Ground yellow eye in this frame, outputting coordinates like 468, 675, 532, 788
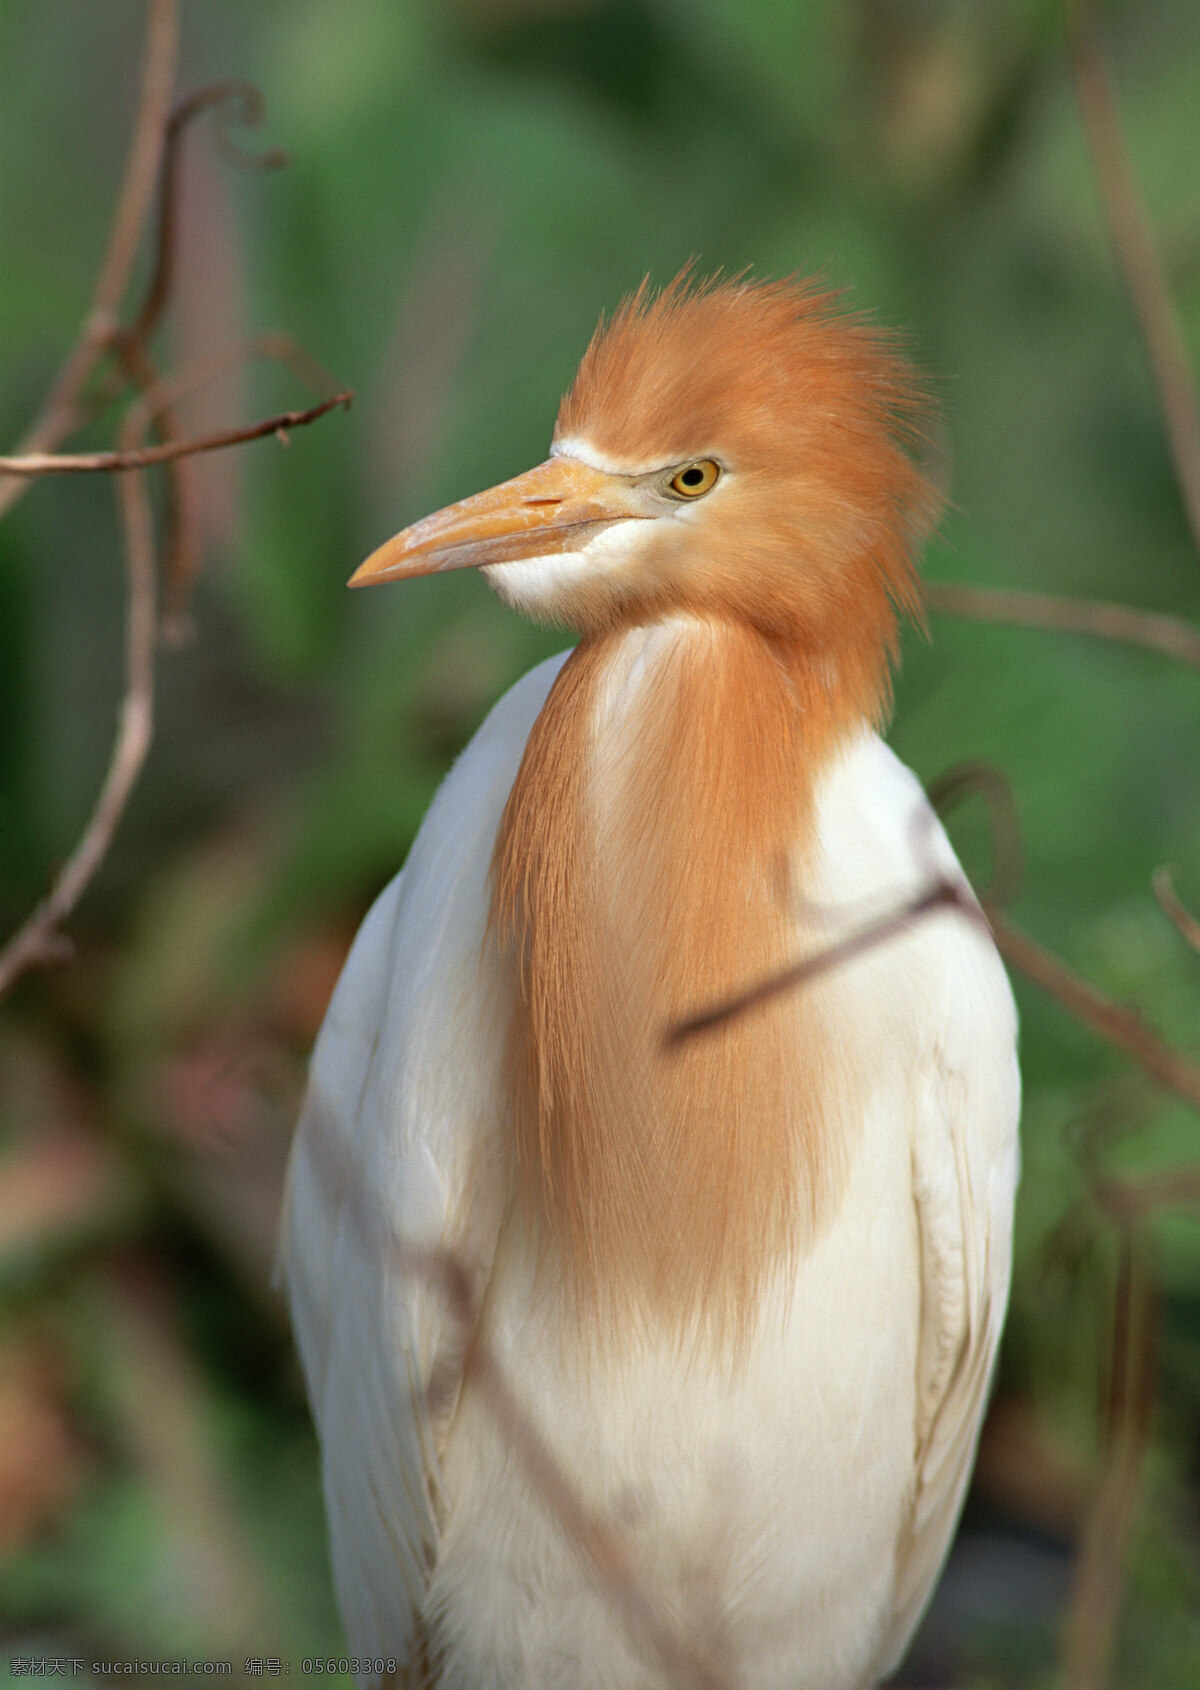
668, 459, 720, 499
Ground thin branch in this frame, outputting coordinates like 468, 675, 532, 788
1152, 866, 1200, 954
1069, 0, 1200, 557
927, 760, 1024, 907
126, 333, 347, 423
109, 329, 200, 643
987, 908, 1200, 1114
927, 581, 1200, 671
455, 1287, 729, 1690
0, 0, 181, 523
0, 15, 352, 997
669, 789, 1200, 1118
300, 1128, 730, 1690
111, 331, 344, 631
0, 424, 158, 997
0, 382, 349, 992
87, 1, 183, 329
129, 78, 287, 355
112, 80, 277, 622
0, 393, 353, 477
1094, 1165, 1200, 1222
668, 880, 981, 1046
1061, 1227, 1157, 1690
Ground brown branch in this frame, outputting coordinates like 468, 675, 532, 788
1061, 1228, 1157, 1690
452, 1283, 729, 1690
208, 79, 290, 175
987, 908, 1200, 1113
1069, 0, 1200, 558
668, 816, 1200, 1119
668, 879, 982, 1046
110, 82, 268, 621
126, 333, 348, 424
927, 581, 1200, 671
1095, 1165, 1200, 1222
0, 381, 349, 993
0, 0, 181, 523
0, 417, 159, 997
927, 760, 1024, 907
109, 330, 201, 643
1152, 866, 1200, 954
113, 332, 344, 632
0, 393, 352, 477
300, 1127, 730, 1690
129, 79, 287, 355
0, 13, 351, 997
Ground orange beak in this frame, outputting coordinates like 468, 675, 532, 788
349, 457, 645, 586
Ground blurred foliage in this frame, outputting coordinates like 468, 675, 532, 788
1, 0, 1199, 1682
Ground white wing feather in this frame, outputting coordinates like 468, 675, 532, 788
282, 652, 570, 1668
858, 753, 1020, 1673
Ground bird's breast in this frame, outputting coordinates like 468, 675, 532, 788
490, 615, 867, 1351
433, 1056, 923, 1689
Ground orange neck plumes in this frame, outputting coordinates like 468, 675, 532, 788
491, 617, 878, 1348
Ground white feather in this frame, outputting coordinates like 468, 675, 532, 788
284, 633, 1019, 1688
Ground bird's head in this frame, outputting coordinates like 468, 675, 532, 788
354, 271, 938, 661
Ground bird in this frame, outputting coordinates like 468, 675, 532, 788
283, 270, 1020, 1690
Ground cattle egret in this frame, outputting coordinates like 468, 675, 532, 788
284, 272, 1020, 1690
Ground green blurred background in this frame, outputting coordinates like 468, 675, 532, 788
1, 0, 1199, 1682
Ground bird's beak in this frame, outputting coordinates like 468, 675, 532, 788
349, 457, 644, 586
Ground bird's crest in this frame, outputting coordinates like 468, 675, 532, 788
557, 268, 937, 648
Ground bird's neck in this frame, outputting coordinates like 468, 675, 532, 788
491, 615, 883, 1348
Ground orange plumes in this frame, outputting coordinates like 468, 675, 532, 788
494, 271, 940, 1347
494, 625, 855, 1352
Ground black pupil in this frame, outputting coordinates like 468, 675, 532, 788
681, 466, 704, 487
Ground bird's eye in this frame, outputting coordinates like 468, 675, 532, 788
667, 459, 721, 499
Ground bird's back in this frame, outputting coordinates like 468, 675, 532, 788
284, 630, 1019, 1689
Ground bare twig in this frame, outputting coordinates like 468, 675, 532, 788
79, 73, 289, 620
1069, 0, 1200, 556
668, 879, 981, 1045
109, 329, 201, 642
0, 377, 349, 994
301, 1129, 730, 1690
987, 908, 1200, 1114
1060, 1227, 1157, 1690
0, 412, 159, 996
927, 581, 1200, 671
1152, 866, 1200, 954
0, 393, 352, 477
452, 1283, 729, 1690
669, 771, 1200, 1119
930, 770, 1200, 1113
207, 79, 290, 175
1094, 1165, 1200, 1222
127, 332, 347, 421
129, 78, 287, 355
0, 0, 181, 523
927, 760, 1023, 906
0, 7, 351, 997
106, 82, 258, 615
114, 332, 345, 630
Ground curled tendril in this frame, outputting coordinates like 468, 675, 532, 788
926, 760, 1023, 909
